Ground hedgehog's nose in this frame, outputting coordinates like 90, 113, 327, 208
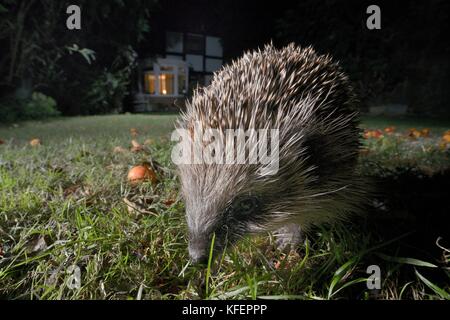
188, 240, 208, 265
189, 250, 208, 265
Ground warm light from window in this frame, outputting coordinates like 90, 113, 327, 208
144, 67, 180, 96
144, 73, 156, 94
159, 73, 173, 95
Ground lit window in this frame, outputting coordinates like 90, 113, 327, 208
159, 74, 174, 95
144, 72, 156, 94
142, 59, 188, 96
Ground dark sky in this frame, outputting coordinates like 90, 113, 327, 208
145, 0, 449, 114
147, 0, 292, 60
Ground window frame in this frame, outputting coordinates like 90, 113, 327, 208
143, 60, 189, 97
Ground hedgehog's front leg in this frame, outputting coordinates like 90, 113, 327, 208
274, 223, 303, 252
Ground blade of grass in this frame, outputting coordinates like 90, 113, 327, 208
205, 232, 216, 298
415, 269, 450, 299
376, 253, 438, 268
399, 281, 414, 299
327, 256, 359, 299
328, 278, 368, 299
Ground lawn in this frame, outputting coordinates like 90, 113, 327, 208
0, 114, 449, 300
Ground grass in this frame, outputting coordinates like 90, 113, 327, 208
0, 114, 449, 300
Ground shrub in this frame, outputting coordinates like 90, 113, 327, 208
22, 92, 60, 120
0, 92, 60, 123
85, 47, 137, 114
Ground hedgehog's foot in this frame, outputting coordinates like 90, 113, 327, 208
274, 223, 303, 252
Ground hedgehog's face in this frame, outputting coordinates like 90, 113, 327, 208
188, 195, 263, 264
180, 164, 268, 264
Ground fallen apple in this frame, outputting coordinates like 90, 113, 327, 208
127, 164, 157, 185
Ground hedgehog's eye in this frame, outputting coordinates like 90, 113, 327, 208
234, 196, 260, 216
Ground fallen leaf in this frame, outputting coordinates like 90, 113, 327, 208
28, 235, 47, 253
0, 139, 5, 145
113, 146, 127, 153
123, 197, 157, 217
64, 184, 80, 196
163, 199, 176, 206
364, 129, 383, 139
384, 126, 396, 134
30, 138, 41, 146
130, 128, 139, 137
408, 128, 422, 139
123, 197, 139, 215
130, 140, 144, 152
421, 128, 430, 137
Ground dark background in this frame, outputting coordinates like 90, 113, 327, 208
1, 0, 449, 119
148, 0, 449, 116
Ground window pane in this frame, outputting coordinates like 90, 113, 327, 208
186, 54, 203, 72
185, 33, 204, 54
205, 58, 222, 73
144, 72, 156, 94
205, 36, 223, 57
159, 73, 174, 95
166, 32, 183, 53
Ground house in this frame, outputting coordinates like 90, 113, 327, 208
134, 31, 224, 112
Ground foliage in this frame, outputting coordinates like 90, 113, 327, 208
86, 47, 138, 114
22, 92, 60, 120
275, 0, 450, 115
0, 0, 158, 116
0, 92, 60, 122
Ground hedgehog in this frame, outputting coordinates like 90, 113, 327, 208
174, 43, 367, 264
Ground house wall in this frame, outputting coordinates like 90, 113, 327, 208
165, 31, 224, 86
133, 0, 229, 112
134, 31, 224, 112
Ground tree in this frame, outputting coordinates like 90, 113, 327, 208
275, 0, 450, 116
0, 0, 159, 115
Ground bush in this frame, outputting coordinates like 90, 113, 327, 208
0, 92, 60, 123
85, 47, 137, 114
22, 92, 60, 120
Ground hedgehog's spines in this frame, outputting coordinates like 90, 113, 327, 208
178, 43, 366, 242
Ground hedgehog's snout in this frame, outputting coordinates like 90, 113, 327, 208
188, 235, 209, 265
188, 230, 226, 265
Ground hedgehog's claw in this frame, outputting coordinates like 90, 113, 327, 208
274, 223, 303, 252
